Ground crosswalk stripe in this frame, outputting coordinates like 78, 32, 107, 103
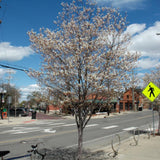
62, 123, 76, 127
2, 122, 99, 135
48, 123, 65, 126
123, 127, 137, 131
86, 124, 98, 128
12, 131, 29, 134
102, 125, 118, 129
11, 129, 41, 134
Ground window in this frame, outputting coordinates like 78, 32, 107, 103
120, 102, 123, 110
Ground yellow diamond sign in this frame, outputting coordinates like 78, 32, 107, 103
142, 82, 160, 102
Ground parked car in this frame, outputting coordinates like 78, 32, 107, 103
9, 108, 29, 117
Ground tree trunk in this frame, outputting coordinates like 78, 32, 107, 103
77, 126, 83, 160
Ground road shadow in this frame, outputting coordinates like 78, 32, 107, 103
42, 147, 110, 160
129, 129, 150, 135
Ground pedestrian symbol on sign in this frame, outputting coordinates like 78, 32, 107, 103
148, 85, 155, 97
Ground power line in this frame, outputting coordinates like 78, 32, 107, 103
0, 1, 29, 73
0, 63, 29, 72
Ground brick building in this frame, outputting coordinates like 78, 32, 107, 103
117, 88, 143, 112
48, 88, 144, 114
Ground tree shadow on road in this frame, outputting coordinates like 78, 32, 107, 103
43, 147, 111, 160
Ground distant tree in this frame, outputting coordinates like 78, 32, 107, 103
0, 83, 20, 108
27, 90, 50, 109
28, 0, 139, 159
19, 101, 27, 107
27, 91, 42, 108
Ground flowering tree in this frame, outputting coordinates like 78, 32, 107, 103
28, 0, 139, 159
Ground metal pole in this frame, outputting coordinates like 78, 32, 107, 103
0, 93, 2, 120
152, 103, 155, 136
132, 70, 136, 111
8, 104, 9, 123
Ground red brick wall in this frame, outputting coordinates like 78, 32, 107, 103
48, 105, 59, 111
119, 88, 143, 111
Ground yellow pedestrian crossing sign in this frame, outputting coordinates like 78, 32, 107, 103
142, 82, 160, 102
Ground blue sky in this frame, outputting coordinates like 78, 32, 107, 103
0, 0, 160, 101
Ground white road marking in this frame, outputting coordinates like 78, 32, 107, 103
48, 123, 65, 126
0, 130, 20, 134
12, 131, 28, 134
123, 127, 137, 131
32, 121, 55, 125
44, 129, 56, 133
86, 124, 98, 128
62, 123, 76, 127
11, 128, 41, 134
13, 127, 40, 130
13, 127, 25, 129
1, 122, 98, 135
102, 125, 118, 129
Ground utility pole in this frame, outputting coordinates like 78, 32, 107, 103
7, 69, 13, 85
6, 70, 13, 122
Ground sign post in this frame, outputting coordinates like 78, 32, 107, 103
152, 103, 155, 136
142, 82, 160, 136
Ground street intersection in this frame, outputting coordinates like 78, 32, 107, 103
0, 110, 158, 159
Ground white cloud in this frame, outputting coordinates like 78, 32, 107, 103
0, 68, 16, 79
125, 23, 146, 36
19, 84, 40, 102
128, 21, 160, 70
0, 42, 34, 61
137, 58, 160, 69
112, 0, 144, 8
94, 0, 145, 9
130, 21, 160, 57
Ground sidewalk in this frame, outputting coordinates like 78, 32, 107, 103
0, 116, 36, 126
0, 112, 64, 126
87, 134, 160, 160
117, 135, 160, 160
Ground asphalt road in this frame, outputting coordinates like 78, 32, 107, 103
0, 110, 158, 159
